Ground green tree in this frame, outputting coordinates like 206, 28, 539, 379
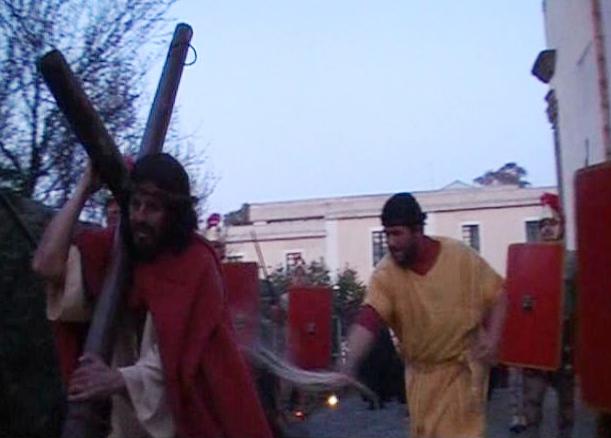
267, 258, 332, 296
334, 267, 367, 334
305, 258, 331, 286
266, 261, 365, 333
473, 162, 531, 187
267, 265, 292, 297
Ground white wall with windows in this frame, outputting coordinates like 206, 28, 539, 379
460, 222, 481, 252
524, 218, 541, 243
370, 228, 388, 267
284, 250, 304, 269
224, 184, 555, 282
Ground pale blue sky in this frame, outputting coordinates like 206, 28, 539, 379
156, 1, 553, 214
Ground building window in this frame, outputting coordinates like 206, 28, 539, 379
226, 254, 244, 263
461, 224, 480, 252
372, 230, 388, 266
285, 251, 303, 269
525, 220, 540, 242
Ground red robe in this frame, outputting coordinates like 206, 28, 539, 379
52, 228, 272, 438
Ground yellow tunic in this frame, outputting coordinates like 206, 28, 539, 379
365, 237, 503, 438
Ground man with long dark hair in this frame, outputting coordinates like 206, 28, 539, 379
33, 153, 272, 438
342, 192, 507, 438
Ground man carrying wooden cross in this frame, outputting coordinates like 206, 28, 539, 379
33, 153, 273, 438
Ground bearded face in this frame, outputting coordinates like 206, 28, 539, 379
385, 225, 420, 268
539, 217, 563, 242
128, 183, 169, 260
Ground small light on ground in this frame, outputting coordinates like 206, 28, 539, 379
294, 410, 305, 420
326, 394, 339, 408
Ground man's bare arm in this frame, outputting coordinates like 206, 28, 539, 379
32, 163, 99, 281
341, 324, 376, 377
473, 289, 508, 364
341, 304, 386, 376
485, 289, 508, 344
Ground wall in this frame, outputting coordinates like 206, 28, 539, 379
225, 185, 555, 282
542, 0, 611, 248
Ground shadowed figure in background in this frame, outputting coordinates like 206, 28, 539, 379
357, 326, 406, 410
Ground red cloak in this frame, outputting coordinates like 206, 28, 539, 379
52, 228, 272, 438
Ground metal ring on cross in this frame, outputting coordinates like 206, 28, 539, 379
184, 44, 197, 66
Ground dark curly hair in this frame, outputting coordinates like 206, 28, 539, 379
125, 153, 198, 255
381, 192, 427, 230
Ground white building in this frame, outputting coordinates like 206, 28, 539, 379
224, 183, 556, 282
533, 0, 611, 249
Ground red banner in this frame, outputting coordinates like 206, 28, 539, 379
500, 243, 564, 370
287, 286, 332, 370
576, 162, 611, 412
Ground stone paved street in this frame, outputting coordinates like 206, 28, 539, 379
283, 388, 597, 438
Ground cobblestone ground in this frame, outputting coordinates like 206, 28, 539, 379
283, 388, 596, 438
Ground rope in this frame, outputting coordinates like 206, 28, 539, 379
246, 346, 379, 408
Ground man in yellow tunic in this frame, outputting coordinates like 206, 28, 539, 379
343, 193, 507, 438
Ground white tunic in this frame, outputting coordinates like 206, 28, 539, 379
46, 246, 175, 438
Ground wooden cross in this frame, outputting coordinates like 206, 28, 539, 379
38, 23, 193, 438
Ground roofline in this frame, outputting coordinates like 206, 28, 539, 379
243, 185, 557, 209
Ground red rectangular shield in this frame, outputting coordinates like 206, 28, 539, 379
287, 286, 332, 370
576, 162, 611, 412
222, 262, 260, 347
500, 243, 564, 370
